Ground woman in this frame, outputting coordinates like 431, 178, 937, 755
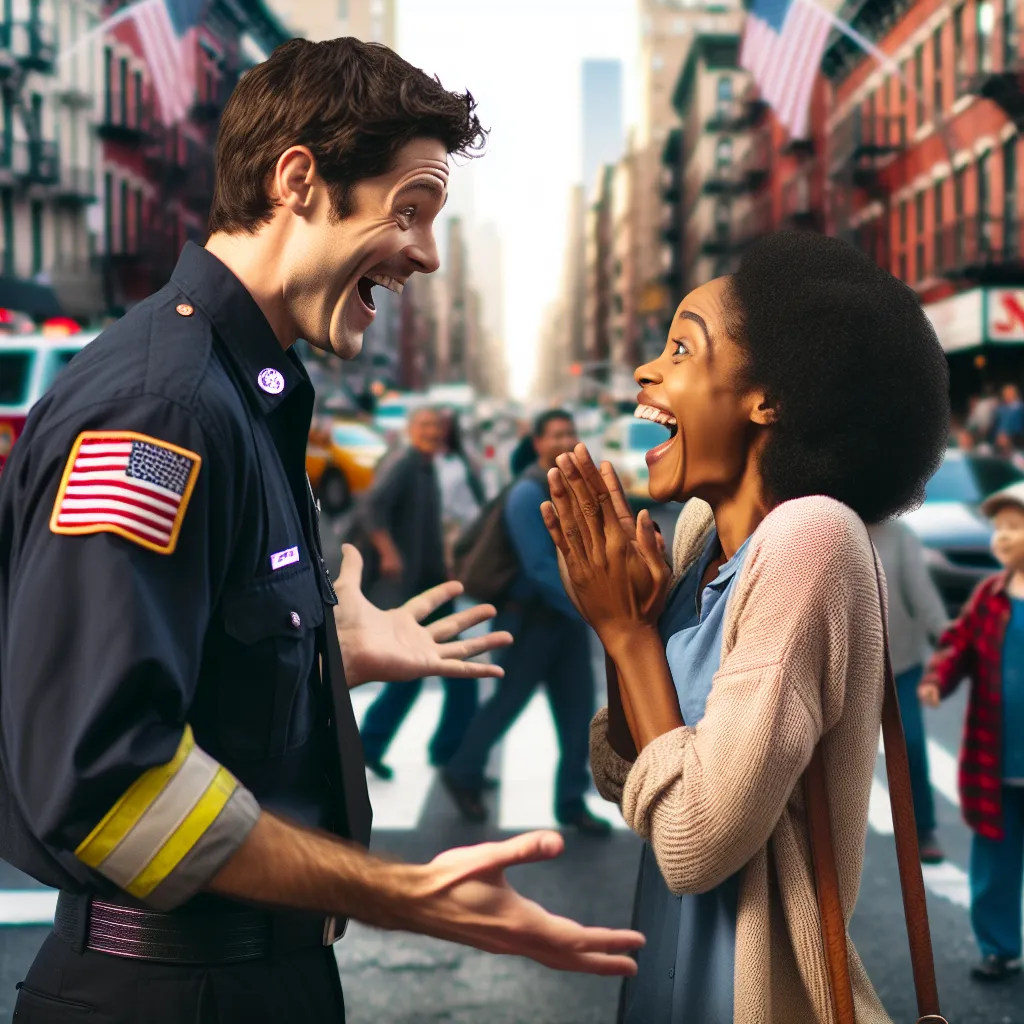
541, 231, 949, 1023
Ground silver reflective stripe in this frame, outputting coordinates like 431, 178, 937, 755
94, 744, 223, 889
144, 787, 261, 912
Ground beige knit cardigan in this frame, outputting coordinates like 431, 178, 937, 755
590, 494, 893, 1024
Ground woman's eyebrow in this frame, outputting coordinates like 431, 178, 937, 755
679, 310, 712, 348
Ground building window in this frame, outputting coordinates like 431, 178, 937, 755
899, 58, 908, 113
934, 180, 945, 269
30, 200, 43, 276
119, 57, 128, 124
715, 136, 733, 167
899, 198, 908, 244
1005, 138, 1018, 234
103, 46, 112, 123
1, 188, 13, 275
104, 172, 113, 253
978, 0, 995, 73
133, 69, 143, 126
717, 76, 733, 106
120, 179, 129, 252
135, 186, 143, 249
914, 192, 925, 279
1004, 0, 1017, 65
914, 45, 925, 127
338, 0, 348, 17
932, 28, 943, 115
978, 150, 991, 217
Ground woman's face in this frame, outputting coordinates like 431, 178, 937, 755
633, 277, 770, 505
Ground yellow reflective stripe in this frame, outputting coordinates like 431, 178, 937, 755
75, 726, 195, 867
125, 766, 238, 899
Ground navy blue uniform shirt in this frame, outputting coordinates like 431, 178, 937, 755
0, 243, 370, 912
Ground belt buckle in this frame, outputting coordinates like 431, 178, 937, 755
322, 916, 348, 945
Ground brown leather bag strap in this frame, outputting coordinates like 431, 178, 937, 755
804, 532, 948, 1024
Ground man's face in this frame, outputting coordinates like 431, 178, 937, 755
285, 138, 449, 359
535, 417, 578, 465
1004, 385, 1020, 404
408, 409, 445, 455
991, 505, 1024, 571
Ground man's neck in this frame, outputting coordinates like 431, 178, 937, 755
204, 231, 295, 350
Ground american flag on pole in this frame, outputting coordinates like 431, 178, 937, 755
50, 432, 202, 555
739, 0, 835, 141
125, 0, 206, 125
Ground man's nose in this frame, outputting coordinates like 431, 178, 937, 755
408, 234, 441, 275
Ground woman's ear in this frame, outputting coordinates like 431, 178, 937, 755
750, 393, 777, 427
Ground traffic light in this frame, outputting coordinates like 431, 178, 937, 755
569, 363, 582, 377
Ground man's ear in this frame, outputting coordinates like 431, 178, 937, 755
272, 146, 317, 213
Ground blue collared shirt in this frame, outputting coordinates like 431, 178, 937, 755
622, 529, 751, 1024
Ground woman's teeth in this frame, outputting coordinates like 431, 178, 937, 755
634, 404, 678, 430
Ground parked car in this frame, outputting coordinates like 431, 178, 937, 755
0, 332, 100, 475
903, 448, 1024, 616
306, 418, 388, 514
600, 414, 671, 504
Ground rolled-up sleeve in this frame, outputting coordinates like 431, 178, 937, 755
589, 707, 635, 805
0, 396, 259, 910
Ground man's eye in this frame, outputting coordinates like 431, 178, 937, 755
399, 206, 417, 220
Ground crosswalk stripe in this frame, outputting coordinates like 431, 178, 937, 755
925, 738, 960, 807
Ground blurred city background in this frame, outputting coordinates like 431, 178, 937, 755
1, 0, 1024, 1022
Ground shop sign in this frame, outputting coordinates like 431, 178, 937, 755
987, 289, 1024, 343
925, 289, 984, 353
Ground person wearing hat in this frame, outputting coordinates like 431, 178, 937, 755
919, 479, 1024, 982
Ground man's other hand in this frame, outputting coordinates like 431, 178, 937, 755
335, 544, 513, 686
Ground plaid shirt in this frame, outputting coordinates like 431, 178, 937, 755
923, 569, 1012, 840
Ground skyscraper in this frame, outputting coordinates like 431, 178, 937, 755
267, 0, 396, 46
581, 60, 624, 193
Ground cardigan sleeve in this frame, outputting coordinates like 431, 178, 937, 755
589, 707, 635, 805
619, 497, 873, 896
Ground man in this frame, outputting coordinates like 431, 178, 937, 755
443, 410, 612, 835
359, 406, 480, 779
995, 383, 1024, 452
0, 39, 642, 1023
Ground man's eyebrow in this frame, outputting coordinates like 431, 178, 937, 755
397, 179, 448, 206
679, 310, 712, 347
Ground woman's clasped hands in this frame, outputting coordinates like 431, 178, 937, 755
540, 443, 672, 646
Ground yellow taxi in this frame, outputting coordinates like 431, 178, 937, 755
306, 416, 389, 513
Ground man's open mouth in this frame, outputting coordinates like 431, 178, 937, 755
356, 272, 405, 312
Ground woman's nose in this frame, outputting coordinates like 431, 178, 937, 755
635, 362, 661, 387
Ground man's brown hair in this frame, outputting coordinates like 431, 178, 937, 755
208, 37, 487, 235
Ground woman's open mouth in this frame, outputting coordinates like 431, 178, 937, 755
635, 404, 678, 466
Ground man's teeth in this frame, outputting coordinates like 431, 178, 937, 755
634, 405, 677, 428
366, 273, 404, 295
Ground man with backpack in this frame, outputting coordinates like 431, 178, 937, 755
443, 410, 612, 834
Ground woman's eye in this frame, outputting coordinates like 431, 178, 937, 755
672, 340, 688, 357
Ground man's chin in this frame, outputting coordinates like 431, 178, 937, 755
331, 328, 364, 361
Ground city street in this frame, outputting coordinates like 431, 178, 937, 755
0, 505, 1022, 1022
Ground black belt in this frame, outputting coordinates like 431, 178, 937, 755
54, 891, 346, 965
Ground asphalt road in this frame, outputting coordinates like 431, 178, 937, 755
1, 503, 1022, 1022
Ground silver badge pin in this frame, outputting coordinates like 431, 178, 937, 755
258, 367, 285, 395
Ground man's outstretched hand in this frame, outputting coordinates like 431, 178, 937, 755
398, 830, 644, 975
335, 544, 514, 687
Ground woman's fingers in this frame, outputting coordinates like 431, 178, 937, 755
555, 451, 606, 555
599, 461, 636, 534
540, 501, 569, 556
547, 468, 590, 565
636, 509, 666, 576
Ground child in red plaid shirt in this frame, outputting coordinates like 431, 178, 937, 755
920, 479, 1024, 982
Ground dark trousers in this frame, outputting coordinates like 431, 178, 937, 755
360, 675, 479, 766
13, 931, 345, 1023
445, 603, 595, 814
895, 664, 937, 837
970, 785, 1024, 959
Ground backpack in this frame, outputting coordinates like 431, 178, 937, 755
451, 464, 550, 605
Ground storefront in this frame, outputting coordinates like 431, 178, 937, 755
925, 288, 1024, 414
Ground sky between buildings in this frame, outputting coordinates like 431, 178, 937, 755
398, 0, 640, 400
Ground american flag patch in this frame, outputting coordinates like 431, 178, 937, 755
50, 431, 202, 555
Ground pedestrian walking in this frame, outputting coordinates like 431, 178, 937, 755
358, 406, 485, 779
546, 230, 949, 1023
867, 519, 950, 863
0, 37, 643, 1024
443, 410, 613, 835
994, 383, 1024, 450
919, 478, 1024, 983
437, 410, 487, 569
967, 384, 1000, 447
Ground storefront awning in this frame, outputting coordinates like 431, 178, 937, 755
0, 276, 64, 319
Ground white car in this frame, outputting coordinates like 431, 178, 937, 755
601, 414, 671, 503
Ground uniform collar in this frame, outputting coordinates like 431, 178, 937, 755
170, 242, 309, 415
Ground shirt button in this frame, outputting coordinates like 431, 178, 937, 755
289, 611, 302, 629
668, 968, 675, 979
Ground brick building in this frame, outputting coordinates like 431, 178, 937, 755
821, 0, 1022, 407
99, 0, 288, 312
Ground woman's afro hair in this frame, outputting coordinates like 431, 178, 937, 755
725, 230, 950, 523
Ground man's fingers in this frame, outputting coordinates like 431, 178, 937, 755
402, 581, 465, 622
432, 831, 565, 887
337, 544, 364, 592
436, 660, 506, 679
427, 603, 500, 641
550, 952, 640, 977
599, 461, 635, 532
435, 632, 513, 661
